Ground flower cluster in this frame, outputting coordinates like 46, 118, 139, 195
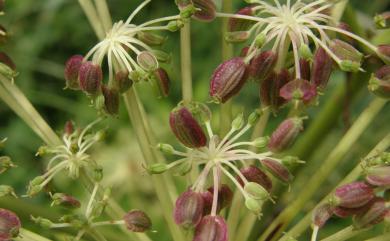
150, 102, 304, 239
311, 152, 390, 241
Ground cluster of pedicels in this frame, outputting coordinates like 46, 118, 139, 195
311, 152, 390, 241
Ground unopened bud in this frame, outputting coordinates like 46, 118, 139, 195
31, 216, 53, 229
0, 185, 17, 198
92, 166, 103, 182
249, 51, 278, 83
377, 45, 390, 64
260, 158, 293, 183
368, 65, 390, 99
299, 44, 313, 60
78, 61, 102, 95
260, 69, 290, 112
174, 189, 204, 229
311, 47, 333, 90
330, 39, 363, 72
0, 209, 21, 239
0, 156, 15, 174
203, 184, 233, 214
51, 193, 81, 209
157, 143, 175, 155
0, 52, 16, 71
64, 55, 83, 90
252, 137, 269, 148
210, 57, 249, 103
245, 197, 263, 216
268, 117, 304, 153
228, 6, 255, 32
146, 163, 169, 174
248, 109, 262, 126
167, 20, 184, 32
123, 210, 152, 232
244, 182, 270, 201
194, 215, 228, 241
330, 182, 374, 208
232, 113, 244, 130
238, 166, 272, 192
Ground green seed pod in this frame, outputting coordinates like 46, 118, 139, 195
146, 163, 169, 174
244, 182, 270, 200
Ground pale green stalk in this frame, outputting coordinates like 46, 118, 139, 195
93, 0, 112, 32
180, 22, 193, 104
16, 228, 52, 241
320, 226, 367, 241
365, 234, 390, 241
78, 0, 105, 39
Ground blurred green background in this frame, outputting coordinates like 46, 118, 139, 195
0, 0, 390, 240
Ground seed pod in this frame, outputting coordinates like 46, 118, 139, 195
365, 165, 390, 186
64, 55, 83, 90
210, 57, 249, 103
280, 78, 317, 105
137, 31, 167, 46
192, 0, 216, 22
245, 197, 264, 216
169, 105, 207, 148
51, 193, 81, 209
123, 210, 152, 232
330, 39, 363, 72
299, 59, 311, 81
146, 163, 169, 174
225, 31, 251, 43
248, 51, 278, 83
374, 12, 390, 29
115, 70, 133, 93
330, 182, 374, 208
312, 204, 334, 228
378, 45, 390, 64
137, 51, 158, 72
353, 197, 387, 229
194, 215, 228, 241
311, 47, 333, 90
260, 159, 293, 183
203, 184, 234, 215
101, 85, 120, 115
153, 68, 170, 98
333, 204, 369, 218
174, 189, 204, 229
268, 117, 304, 153
260, 69, 290, 112
237, 166, 272, 192
0, 209, 21, 240
368, 65, 390, 99
228, 6, 255, 32
78, 61, 102, 95
244, 182, 270, 200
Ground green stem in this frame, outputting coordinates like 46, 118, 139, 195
258, 98, 387, 241
320, 226, 366, 241
365, 233, 390, 241
331, 0, 349, 22
180, 22, 192, 104
279, 133, 390, 241
16, 228, 52, 241
78, 0, 105, 40
93, 0, 112, 32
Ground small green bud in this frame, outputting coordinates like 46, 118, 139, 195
255, 33, 266, 48
248, 109, 262, 126
167, 20, 184, 32
26, 185, 43, 197
244, 197, 263, 216
31, 216, 53, 228
92, 166, 104, 182
0, 185, 17, 198
232, 113, 245, 130
91, 201, 107, 218
0, 156, 16, 173
36, 146, 49, 156
244, 182, 270, 200
339, 60, 361, 73
225, 31, 250, 43
0, 62, 17, 79
252, 137, 269, 148
299, 44, 313, 60
282, 156, 305, 166
157, 143, 175, 155
146, 163, 169, 174
103, 187, 111, 202
180, 5, 196, 18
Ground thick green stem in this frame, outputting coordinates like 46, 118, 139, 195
320, 226, 367, 241
16, 229, 52, 241
365, 233, 390, 241
180, 22, 193, 104
258, 98, 387, 241
78, 0, 105, 40
279, 133, 390, 241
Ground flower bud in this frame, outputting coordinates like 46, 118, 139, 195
169, 105, 207, 148
194, 215, 228, 241
365, 165, 390, 186
174, 189, 204, 229
248, 51, 278, 83
260, 69, 290, 112
210, 57, 249, 103
146, 163, 169, 174
225, 31, 250, 43
0, 185, 17, 198
260, 159, 293, 183
64, 120, 74, 136
0, 156, 15, 174
137, 31, 167, 46
374, 12, 390, 29
167, 19, 184, 32
268, 117, 304, 153
64, 55, 83, 90
330, 39, 363, 72
330, 182, 374, 208
299, 44, 313, 60
78, 61, 102, 95
337, 22, 355, 45
311, 47, 333, 90
237, 166, 272, 192
115, 70, 133, 93
0, 52, 17, 79
368, 65, 390, 99
123, 210, 152, 232
51, 193, 81, 209
228, 6, 255, 32
192, 0, 216, 22
377, 45, 390, 64
92, 165, 103, 182
312, 204, 334, 228
353, 197, 387, 229
232, 113, 245, 130
153, 68, 170, 98
101, 85, 120, 115
252, 136, 269, 148
0, 209, 21, 239
280, 79, 317, 105
281, 156, 305, 167
137, 51, 158, 72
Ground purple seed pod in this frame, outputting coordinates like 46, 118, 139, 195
228, 6, 255, 32
260, 69, 290, 112
312, 204, 334, 228
365, 165, 390, 186
311, 47, 333, 90
333, 202, 372, 218
51, 193, 81, 209
202, 184, 233, 215
353, 197, 387, 229
193, 215, 228, 241
299, 59, 311, 81
115, 70, 133, 94
174, 189, 205, 229
137, 31, 167, 46
101, 85, 120, 115
192, 0, 216, 22
0, 208, 21, 240
331, 182, 374, 208
210, 57, 249, 103
64, 55, 83, 90
268, 117, 304, 153
237, 165, 273, 192
248, 51, 278, 83
280, 78, 317, 105
0, 52, 16, 70
169, 105, 207, 148
375, 12, 390, 29
260, 159, 293, 183
78, 61, 102, 95
330, 39, 363, 72
123, 210, 152, 232
153, 68, 170, 98
368, 65, 390, 99
201, 191, 213, 215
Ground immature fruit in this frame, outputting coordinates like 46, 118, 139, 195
202, 184, 234, 215
311, 47, 333, 90
194, 215, 228, 241
210, 57, 249, 103
123, 210, 152, 232
268, 117, 304, 153
312, 204, 334, 228
153, 68, 170, 97
51, 193, 81, 209
260, 69, 290, 112
330, 182, 374, 208
280, 78, 317, 105
353, 197, 387, 229
114, 70, 133, 93
228, 6, 255, 32
192, 0, 217, 22
174, 190, 204, 229
365, 165, 390, 186
78, 61, 102, 95
248, 51, 278, 83
330, 39, 363, 72
237, 166, 272, 192
260, 159, 293, 183
64, 55, 83, 90
101, 85, 120, 115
